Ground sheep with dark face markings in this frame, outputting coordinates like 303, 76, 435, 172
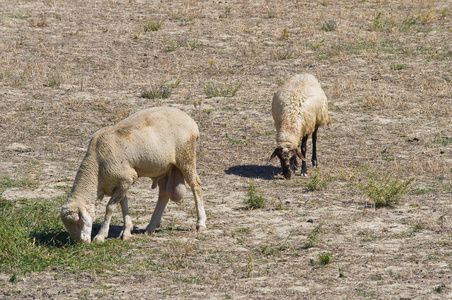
271, 74, 332, 179
60, 107, 206, 243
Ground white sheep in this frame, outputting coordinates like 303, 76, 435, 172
270, 73, 332, 179
60, 107, 206, 243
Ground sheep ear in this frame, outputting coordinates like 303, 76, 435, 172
79, 207, 93, 228
270, 147, 282, 160
296, 148, 306, 162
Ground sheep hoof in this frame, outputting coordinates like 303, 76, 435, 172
119, 231, 132, 240
121, 234, 132, 241
196, 225, 207, 232
93, 235, 105, 243
301, 172, 308, 177
145, 229, 155, 236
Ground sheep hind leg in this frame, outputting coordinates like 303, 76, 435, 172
118, 196, 133, 240
301, 135, 309, 177
180, 167, 206, 232
311, 127, 319, 168
146, 175, 170, 234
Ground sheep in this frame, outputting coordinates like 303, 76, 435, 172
270, 73, 332, 179
60, 107, 206, 243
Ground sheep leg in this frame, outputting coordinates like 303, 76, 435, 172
182, 169, 206, 231
93, 189, 128, 243
146, 175, 170, 234
301, 135, 309, 176
118, 196, 133, 240
312, 127, 319, 168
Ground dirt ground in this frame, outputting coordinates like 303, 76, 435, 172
1, 0, 451, 299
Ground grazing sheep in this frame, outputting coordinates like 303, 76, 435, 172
271, 73, 332, 179
60, 107, 206, 243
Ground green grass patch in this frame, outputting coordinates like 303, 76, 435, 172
318, 251, 333, 265
225, 133, 246, 145
244, 183, 266, 209
370, 11, 435, 33
434, 283, 446, 293
390, 63, 407, 71
203, 81, 242, 98
143, 19, 162, 32
0, 176, 38, 194
304, 223, 323, 248
434, 134, 452, 146
44, 69, 62, 88
321, 20, 337, 32
356, 167, 414, 208
0, 197, 131, 276
140, 78, 181, 99
305, 168, 333, 191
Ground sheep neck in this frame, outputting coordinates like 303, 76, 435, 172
68, 148, 99, 207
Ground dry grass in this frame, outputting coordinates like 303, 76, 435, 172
1, 0, 451, 299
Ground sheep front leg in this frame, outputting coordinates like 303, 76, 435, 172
311, 127, 319, 168
146, 177, 170, 234
300, 135, 309, 176
118, 196, 133, 241
93, 190, 127, 243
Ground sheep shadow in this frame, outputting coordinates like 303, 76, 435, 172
102, 225, 191, 239
31, 229, 72, 248
225, 165, 281, 180
31, 224, 189, 247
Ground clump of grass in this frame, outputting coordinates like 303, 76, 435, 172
390, 63, 407, 71
280, 28, 289, 39
141, 78, 181, 99
440, 8, 447, 20
305, 168, 333, 191
225, 133, 246, 145
318, 252, 333, 265
244, 183, 266, 209
203, 81, 242, 98
309, 38, 324, 51
6, 11, 30, 19
418, 9, 437, 25
433, 134, 452, 146
304, 223, 323, 248
267, 7, 277, 19
44, 69, 62, 87
143, 19, 162, 32
165, 41, 177, 52
356, 167, 414, 208
175, 37, 202, 50
186, 39, 201, 50
1, 70, 27, 88
272, 48, 299, 60
321, 20, 337, 32
433, 283, 446, 293
370, 12, 395, 32
259, 233, 291, 256
245, 255, 253, 277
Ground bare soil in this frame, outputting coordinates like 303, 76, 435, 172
1, 0, 451, 299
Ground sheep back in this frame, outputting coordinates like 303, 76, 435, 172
92, 107, 199, 195
272, 73, 331, 145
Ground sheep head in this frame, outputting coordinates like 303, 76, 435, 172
271, 143, 306, 179
60, 202, 93, 243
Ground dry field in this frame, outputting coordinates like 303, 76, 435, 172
1, 0, 451, 299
